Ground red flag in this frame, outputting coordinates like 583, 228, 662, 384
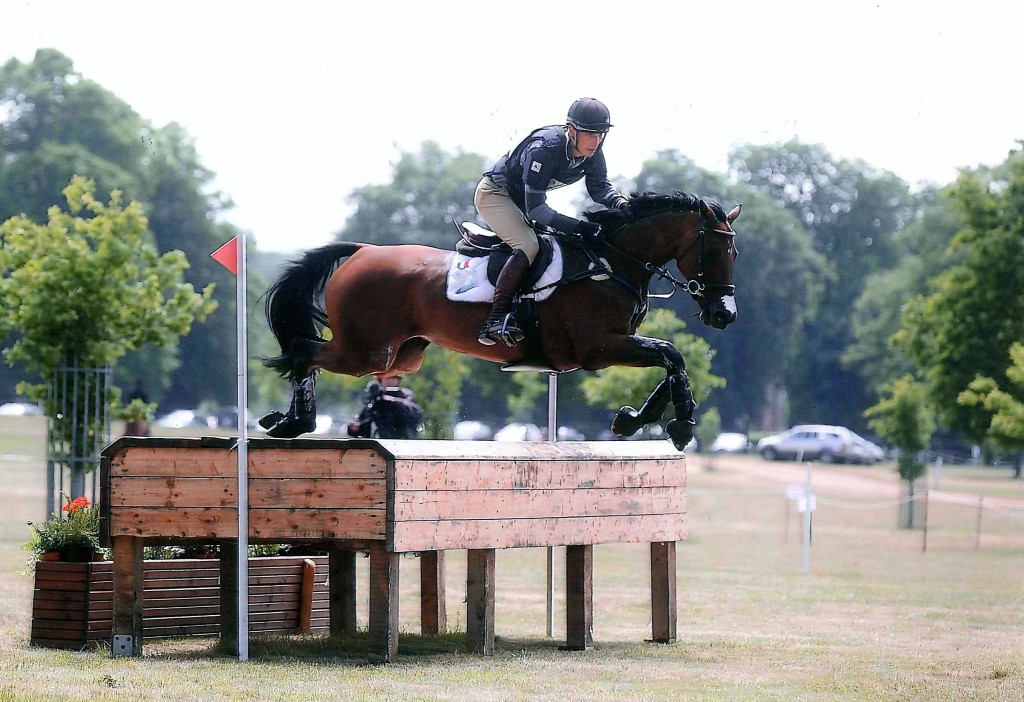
211, 237, 239, 275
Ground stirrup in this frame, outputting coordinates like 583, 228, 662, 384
478, 313, 523, 347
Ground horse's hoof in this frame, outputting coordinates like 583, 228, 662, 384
258, 411, 286, 430
666, 419, 695, 451
611, 406, 643, 437
265, 418, 309, 439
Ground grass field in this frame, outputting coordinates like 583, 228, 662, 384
1, 416, 1021, 701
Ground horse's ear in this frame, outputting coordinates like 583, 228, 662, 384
727, 204, 742, 223
698, 198, 711, 218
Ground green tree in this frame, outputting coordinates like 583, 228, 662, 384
896, 147, 1024, 442
865, 376, 936, 527
338, 141, 485, 248
0, 177, 216, 495
958, 342, 1024, 478
731, 140, 915, 430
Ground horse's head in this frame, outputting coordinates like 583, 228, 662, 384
686, 199, 741, 330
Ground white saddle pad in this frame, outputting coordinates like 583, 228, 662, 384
445, 243, 564, 303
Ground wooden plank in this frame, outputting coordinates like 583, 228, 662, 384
248, 449, 385, 479
650, 541, 677, 644
392, 457, 686, 491
465, 549, 495, 656
419, 551, 446, 636
109, 477, 237, 508
249, 509, 385, 540
299, 559, 316, 633
110, 446, 237, 478
249, 478, 386, 509
393, 486, 686, 521
109, 507, 238, 538
390, 513, 688, 552
367, 542, 399, 664
564, 545, 593, 651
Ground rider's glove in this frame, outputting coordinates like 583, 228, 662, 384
617, 200, 632, 218
575, 220, 604, 245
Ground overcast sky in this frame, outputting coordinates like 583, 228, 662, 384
7, 0, 1022, 252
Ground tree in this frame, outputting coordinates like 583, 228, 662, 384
896, 147, 1024, 442
731, 140, 915, 430
337, 141, 485, 248
0, 177, 216, 496
958, 342, 1024, 478
865, 376, 936, 528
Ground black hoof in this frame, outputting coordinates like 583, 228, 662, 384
264, 417, 315, 439
258, 411, 286, 430
666, 419, 695, 451
611, 406, 643, 437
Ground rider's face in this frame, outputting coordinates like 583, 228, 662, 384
569, 128, 605, 158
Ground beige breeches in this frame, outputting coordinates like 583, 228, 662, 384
474, 177, 540, 263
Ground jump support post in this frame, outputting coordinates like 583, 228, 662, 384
100, 437, 686, 662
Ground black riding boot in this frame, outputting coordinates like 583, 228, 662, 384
478, 249, 530, 347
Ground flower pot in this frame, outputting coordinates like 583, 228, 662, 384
60, 545, 97, 563
39, 551, 61, 562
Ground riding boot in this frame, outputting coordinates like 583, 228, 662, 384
478, 249, 531, 347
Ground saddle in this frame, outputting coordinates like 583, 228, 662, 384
454, 222, 556, 290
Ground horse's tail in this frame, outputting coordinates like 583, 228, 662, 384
263, 242, 365, 380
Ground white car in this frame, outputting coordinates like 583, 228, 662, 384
757, 425, 883, 464
710, 432, 750, 453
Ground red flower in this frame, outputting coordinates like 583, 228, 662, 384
63, 496, 92, 513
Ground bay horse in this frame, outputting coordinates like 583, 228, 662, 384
261, 192, 740, 450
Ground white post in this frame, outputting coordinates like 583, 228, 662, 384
545, 373, 558, 638
236, 235, 250, 661
801, 460, 812, 575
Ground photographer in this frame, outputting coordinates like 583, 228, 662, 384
346, 377, 423, 440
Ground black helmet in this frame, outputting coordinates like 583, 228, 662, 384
567, 97, 613, 132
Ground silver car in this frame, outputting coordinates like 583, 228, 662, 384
757, 425, 883, 464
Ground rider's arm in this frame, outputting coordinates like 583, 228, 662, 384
584, 150, 628, 209
521, 147, 586, 234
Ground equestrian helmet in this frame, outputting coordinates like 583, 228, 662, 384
567, 98, 613, 133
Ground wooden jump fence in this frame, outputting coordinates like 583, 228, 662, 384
99, 437, 687, 663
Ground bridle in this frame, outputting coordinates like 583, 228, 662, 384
604, 219, 737, 301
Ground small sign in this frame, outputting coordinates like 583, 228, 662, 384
797, 495, 817, 513
786, 484, 805, 500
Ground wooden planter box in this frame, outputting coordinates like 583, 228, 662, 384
31, 555, 328, 650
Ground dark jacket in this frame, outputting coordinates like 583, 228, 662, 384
485, 125, 626, 234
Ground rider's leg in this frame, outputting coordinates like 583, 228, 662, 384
474, 177, 539, 346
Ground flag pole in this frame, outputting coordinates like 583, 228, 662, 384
236, 234, 249, 661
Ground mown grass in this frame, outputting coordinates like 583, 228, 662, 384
1, 416, 1021, 701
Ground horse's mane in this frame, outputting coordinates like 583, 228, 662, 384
585, 191, 727, 235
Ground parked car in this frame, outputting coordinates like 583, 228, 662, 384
710, 432, 750, 453
154, 409, 215, 429
757, 425, 883, 464
454, 421, 493, 441
0, 402, 43, 416
493, 422, 544, 442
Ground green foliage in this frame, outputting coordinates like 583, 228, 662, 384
896, 146, 1024, 441
23, 495, 100, 563
694, 406, 722, 452
400, 346, 469, 440
338, 141, 485, 249
581, 309, 724, 417
958, 342, 1024, 452
0, 177, 217, 384
865, 376, 936, 482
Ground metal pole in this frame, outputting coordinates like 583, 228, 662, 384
236, 236, 250, 662
801, 461, 812, 575
975, 496, 983, 550
545, 373, 557, 638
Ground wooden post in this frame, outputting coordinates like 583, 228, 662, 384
368, 541, 399, 663
219, 541, 240, 654
299, 559, 316, 633
419, 550, 446, 636
466, 548, 495, 656
329, 547, 358, 635
564, 544, 593, 651
110, 536, 143, 657
650, 541, 677, 643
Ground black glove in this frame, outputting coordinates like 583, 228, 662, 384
575, 220, 604, 245
617, 201, 632, 218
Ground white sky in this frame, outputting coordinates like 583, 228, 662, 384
7, 0, 1022, 252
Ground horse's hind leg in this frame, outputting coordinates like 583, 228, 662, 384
260, 338, 325, 437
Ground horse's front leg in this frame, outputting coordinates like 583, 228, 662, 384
583, 335, 696, 451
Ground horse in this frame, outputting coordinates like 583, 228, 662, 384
260, 192, 740, 450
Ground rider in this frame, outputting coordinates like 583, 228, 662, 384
475, 97, 631, 346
